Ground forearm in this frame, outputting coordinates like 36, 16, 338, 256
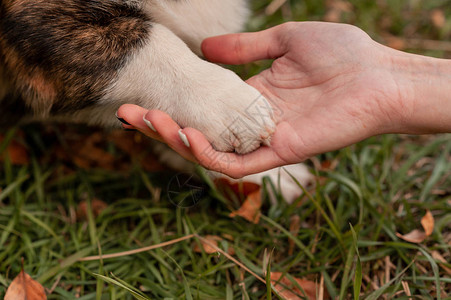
389, 49, 451, 134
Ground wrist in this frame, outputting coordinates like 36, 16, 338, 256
384, 48, 451, 134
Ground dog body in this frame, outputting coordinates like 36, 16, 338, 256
0, 0, 275, 153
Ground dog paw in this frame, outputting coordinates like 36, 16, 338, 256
104, 24, 275, 153
173, 64, 276, 154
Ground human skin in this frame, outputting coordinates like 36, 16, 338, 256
117, 22, 451, 178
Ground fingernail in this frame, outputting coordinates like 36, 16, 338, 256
178, 130, 190, 148
142, 115, 157, 132
115, 111, 131, 125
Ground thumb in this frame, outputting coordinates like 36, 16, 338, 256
201, 24, 288, 65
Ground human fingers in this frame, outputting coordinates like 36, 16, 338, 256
117, 104, 162, 141
118, 105, 197, 162
201, 23, 289, 65
142, 110, 198, 163
180, 127, 286, 178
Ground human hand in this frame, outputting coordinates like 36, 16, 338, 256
118, 22, 449, 178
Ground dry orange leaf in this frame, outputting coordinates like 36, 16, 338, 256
229, 189, 262, 224
76, 198, 108, 220
271, 272, 318, 300
193, 235, 235, 255
396, 210, 435, 244
430, 9, 446, 28
396, 229, 427, 244
108, 130, 164, 172
5, 270, 47, 300
385, 36, 406, 51
0, 134, 30, 165
431, 251, 451, 276
421, 210, 434, 236
214, 178, 260, 198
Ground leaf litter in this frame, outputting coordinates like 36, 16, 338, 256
5, 269, 46, 300
396, 210, 435, 243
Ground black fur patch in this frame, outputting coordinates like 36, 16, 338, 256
0, 93, 31, 127
0, 0, 151, 115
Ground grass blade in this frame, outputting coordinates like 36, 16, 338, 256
260, 215, 314, 261
94, 273, 150, 300
350, 225, 362, 300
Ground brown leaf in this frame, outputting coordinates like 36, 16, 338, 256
421, 210, 434, 236
75, 133, 116, 170
384, 36, 407, 50
5, 270, 47, 300
431, 251, 451, 276
396, 210, 435, 243
53, 132, 116, 170
430, 9, 445, 28
271, 272, 318, 300
0, 134, 30, 165
193, 235, 235, 255
76, 198, 108, 220
229, 189, 262, 224
214, 178, 260, 199
216, 177, 263, 224
108, 130, 164, 172
319, 159, 338, 171
396, 229, 427, 244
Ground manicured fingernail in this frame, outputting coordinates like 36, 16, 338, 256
142, 115, 157, 132
178, 130, 190, 148
115, 111, 131, 125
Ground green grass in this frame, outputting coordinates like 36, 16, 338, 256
1, 0, 451, 299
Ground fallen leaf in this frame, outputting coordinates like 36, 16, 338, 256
319, 159, 338, 171
222, 233, 234, 241
75, 133, 116, 170
193, 235, 235, 255
215, 178, 260, 198
430, 9, 445, 28
215, 177, 263, 224
108, 130, 164, 172
0, 134, 30, 165
5, 270, 47, 300
396, 210, 435, 243
384, 35, 406, 50
76, 198, 108, 220
421, 210, 434, 236
229, 189, 262, 224
270, 272, 318, 300
396, 229, 427, 244
431, 251, 451, 275
53, 131, 116, 170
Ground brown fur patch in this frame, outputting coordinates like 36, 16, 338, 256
0, 0, 151, 116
